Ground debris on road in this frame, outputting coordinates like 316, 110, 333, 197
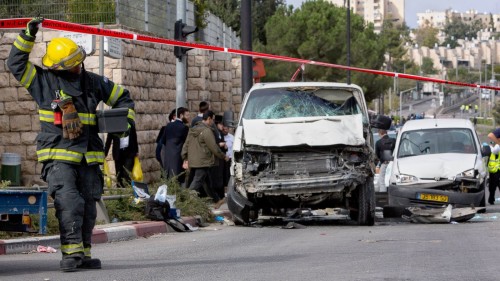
36, 245, 57, 253
403, 205, 483, 223
282, 222, 307, 229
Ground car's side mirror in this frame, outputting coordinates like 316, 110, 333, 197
482, 145, 491, 157
370, 114, 392, 130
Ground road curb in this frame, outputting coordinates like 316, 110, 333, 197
0, 216, 203, 255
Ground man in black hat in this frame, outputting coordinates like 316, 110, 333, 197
211, 115, 227, 201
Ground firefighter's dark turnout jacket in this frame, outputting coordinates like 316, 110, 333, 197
7, 31, 135, 259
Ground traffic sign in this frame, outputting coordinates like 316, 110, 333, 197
60, 32, 95, 55
104, 37, 122, 59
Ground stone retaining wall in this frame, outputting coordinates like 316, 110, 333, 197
0, 28, 242, 186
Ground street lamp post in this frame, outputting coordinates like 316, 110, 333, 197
399, 87, 417, 121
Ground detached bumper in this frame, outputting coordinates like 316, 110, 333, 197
387, 184, 484, 208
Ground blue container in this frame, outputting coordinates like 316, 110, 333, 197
169, 208, 179, 219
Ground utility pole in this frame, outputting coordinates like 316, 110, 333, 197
241, 0, 252, 98
174, 0, 198, 109
346, 0, 351, 84
176, 0, 187, 108
491, 37, 496, 128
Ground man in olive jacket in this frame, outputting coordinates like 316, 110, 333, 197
182, 111, 228, 204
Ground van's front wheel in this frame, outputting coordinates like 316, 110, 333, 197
350, 179, 375, 226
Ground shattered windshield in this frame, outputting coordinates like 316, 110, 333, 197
397, 128, 477, 158
241, 88, 361, 120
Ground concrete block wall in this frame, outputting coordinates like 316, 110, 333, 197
0, 27, 242, 187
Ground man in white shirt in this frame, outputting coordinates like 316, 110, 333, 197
222, 125, 234, 194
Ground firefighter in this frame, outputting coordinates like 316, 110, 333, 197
7, 18, 135, 272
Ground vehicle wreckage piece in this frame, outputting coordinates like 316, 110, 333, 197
402, 204, 482, 223
403, 205, 452, 223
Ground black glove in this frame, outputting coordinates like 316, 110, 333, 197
25, 17, 44, 37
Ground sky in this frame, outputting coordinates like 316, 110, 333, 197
285, 0, 500, 28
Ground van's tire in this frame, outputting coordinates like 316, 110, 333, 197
478, 181, 486, 213
232, 214, 248, 226
351, 179, 375, 226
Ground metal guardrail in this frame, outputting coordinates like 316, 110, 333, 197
0, 0, 116, 25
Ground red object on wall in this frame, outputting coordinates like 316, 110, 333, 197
253, 58, 266, 83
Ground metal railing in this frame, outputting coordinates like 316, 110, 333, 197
0, 0, 240, 48
0, 0, 116, 25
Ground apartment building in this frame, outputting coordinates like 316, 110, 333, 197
407, 37, 499, 74
329, 0, 405, 33
417, 9, 500, 31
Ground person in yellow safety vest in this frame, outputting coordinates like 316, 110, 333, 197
460, 104, 465, 113
7, 18, 135, 272
487, 128, 500, 205
488, 148, 500, 205
474, 104, 478, 113
465, 105, 470, 112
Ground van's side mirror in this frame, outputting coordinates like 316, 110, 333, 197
370, 114, 392, 130
482, 145, 491, 157
223, 110, 235, 128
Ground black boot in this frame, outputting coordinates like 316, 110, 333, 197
60, 257, 82, 272
77, 257, 102, 269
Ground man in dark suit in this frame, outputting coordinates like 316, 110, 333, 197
162, 107, 191, 184
375, 129, 396, 192
155, 109, 176, 166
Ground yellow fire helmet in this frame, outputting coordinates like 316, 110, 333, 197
42, 37, 86, 70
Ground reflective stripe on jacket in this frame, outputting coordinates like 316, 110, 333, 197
7, 32, 135, 165
488, 153, 499, 173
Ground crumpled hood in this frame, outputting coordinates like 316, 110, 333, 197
397, 154, 477, 179
242, 114, 365, 147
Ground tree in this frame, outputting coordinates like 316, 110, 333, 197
256, 0, 390, 102
493, 102, 500, 125
443, 17, 484, 47
252, 0, 286, 44
205, 0, 285, 45
205, 0, 240, 32
421, 57, 437, 75
414, 26, 439, 48
379, 21, 410, 72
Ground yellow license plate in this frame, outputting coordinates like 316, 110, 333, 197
418, 193, 449, 202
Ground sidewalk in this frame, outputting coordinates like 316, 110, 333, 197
0, 204, 232, 255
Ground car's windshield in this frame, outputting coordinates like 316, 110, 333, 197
241, 88, 361, 120
397, 128, 477, 158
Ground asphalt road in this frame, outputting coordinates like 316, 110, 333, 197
2, 208, 500, 281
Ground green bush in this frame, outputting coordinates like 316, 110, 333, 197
0, 171, 214, 239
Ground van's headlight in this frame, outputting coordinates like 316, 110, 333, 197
395, 174, 418, 184
457, 169, 475, 178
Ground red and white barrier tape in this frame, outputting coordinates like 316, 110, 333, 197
2, 18, 499, 91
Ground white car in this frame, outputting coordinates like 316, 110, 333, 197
386, 119, 488, 215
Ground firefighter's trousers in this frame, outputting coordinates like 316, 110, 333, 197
44, 161, 103, 259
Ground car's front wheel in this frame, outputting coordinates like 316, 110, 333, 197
351, 179, 375, 226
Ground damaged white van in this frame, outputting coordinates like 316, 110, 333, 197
227, 82, 381, 226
